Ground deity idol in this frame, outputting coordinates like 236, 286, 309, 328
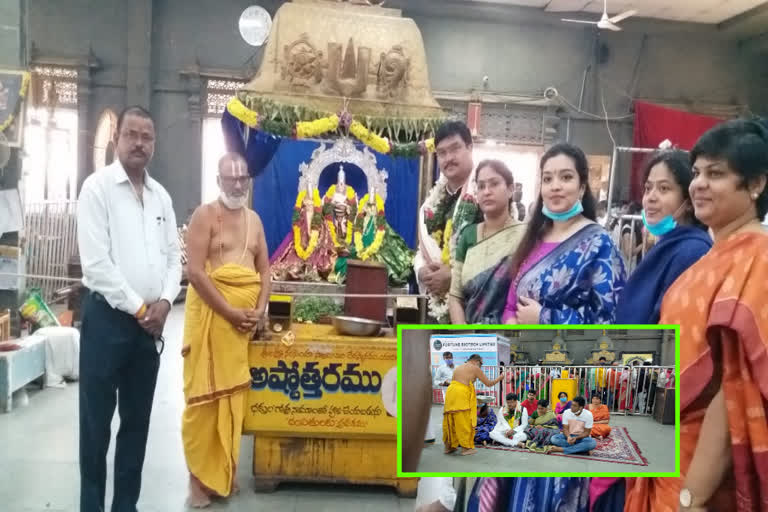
270, 182, 337, 282
323, 165, 358, 256
331, 184, 414, 286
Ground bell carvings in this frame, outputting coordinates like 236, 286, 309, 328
326, 38, 371, 97
243, 1, 442, 118
282, 34, 324, 88
376, 45, 409, 99
281, 34, 409, 100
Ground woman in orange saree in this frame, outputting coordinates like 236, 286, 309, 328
588, 395, 611, 439
625, 120, 768, 512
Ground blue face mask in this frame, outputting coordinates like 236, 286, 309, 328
560, 397, 567, 403
542, 200, 584, 222
642, 203, 686, 237
445, 359, 453, 366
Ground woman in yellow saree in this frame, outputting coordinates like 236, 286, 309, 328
625, 120, 768, 512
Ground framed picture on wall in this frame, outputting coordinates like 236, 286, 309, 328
621, 352, 655, 365
0, 69, 31, 148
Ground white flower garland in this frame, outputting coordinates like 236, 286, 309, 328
420, 176, 480, 322
421, 178, 452, 322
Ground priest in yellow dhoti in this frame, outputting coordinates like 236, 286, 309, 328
181, 153, 271, 508
443, 354, 505, 456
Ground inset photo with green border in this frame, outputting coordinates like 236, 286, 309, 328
397, 325, 680, 478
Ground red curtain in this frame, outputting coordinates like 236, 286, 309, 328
630, 101, 723, 202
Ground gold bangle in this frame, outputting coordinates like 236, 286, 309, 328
136, 304, 147, 318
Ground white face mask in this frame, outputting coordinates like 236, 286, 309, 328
219, 191, 248, 210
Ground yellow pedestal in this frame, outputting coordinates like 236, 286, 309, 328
247, 324, 417, 497
252, 436, 418, 497
551, 378, 578, 406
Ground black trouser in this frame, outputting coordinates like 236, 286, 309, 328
79, 291, 160, 512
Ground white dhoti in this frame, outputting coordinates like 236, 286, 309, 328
489, 405, 528, 447
415, 477, 456, 512
489, 428, 517, 447
509, 430, 528, 446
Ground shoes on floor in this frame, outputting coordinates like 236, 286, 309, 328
425, 439, 436, 444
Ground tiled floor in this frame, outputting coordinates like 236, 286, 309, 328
417, 404, 676, 474
0, 306, 414, 512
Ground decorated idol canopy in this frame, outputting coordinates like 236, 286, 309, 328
222, 0, 446, 285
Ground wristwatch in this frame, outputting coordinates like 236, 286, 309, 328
679, 488, 693, 508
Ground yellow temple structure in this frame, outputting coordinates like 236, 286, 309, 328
542, 331, 573, 365
584, 331, 618, 364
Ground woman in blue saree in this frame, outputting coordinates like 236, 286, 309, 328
467, 477, 590, 512
502, 143, 626, 325
492, 144, 624, 511
474, 404, 497, 445
614, 149, 712, 324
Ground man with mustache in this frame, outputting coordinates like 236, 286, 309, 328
181, 152, 271, 507
414, 121, 481, 324
77, 105, 181, 512
415, 121, 480, 445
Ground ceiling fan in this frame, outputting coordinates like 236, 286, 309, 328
562, 0, 637, 31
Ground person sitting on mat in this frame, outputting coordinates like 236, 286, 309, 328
489, 393, 528, 447
555, 391, 572, 428
474, 404, 497, 446
522, 400, 560, 452
588, 394, 612, 439
550, 396, 597, 455
521, 390, 538, 416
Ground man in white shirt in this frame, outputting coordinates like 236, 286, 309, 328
549, 396, 597, 455
77, 106, 181, 512
433, 351, 455, 401
489, 393, 528, 447
426, 351, 456, 443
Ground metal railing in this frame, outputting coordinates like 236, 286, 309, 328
606, 214, 654, 275
432, 364, 675, 417
23, 201, 78, 300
